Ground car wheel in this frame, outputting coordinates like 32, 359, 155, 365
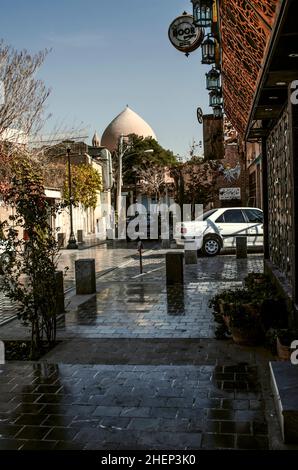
202, 236, 221, 257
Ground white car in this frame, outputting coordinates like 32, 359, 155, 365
174, 207, 263, 256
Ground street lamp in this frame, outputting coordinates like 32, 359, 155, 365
213, 105, 223, 118
192, 0, 213, 27
66, 145, 78, 249
201, 34, 216, 64
209, 89, 223, 107
206, 67, 220, 91
116, 134, 153, 221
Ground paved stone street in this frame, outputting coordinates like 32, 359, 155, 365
0, 280, 18, 327
58, 241, 147, 290
0, 241, 152, 326
0, 251, 296, 450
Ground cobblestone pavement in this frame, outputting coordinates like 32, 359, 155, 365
1, 253, 295, 450
58, 241, 148, 290
0, 281, 18, 327
0, 363, 270, 450
0, 241, 153, 326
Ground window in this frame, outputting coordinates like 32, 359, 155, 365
202, 209, 217, 220
244, 209, 263, 223
220, 209, 245, 223
215, 213, 225, 223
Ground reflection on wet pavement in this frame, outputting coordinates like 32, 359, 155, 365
0, 362, 269, 450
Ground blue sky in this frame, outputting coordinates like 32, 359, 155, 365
1, 0, 210, 157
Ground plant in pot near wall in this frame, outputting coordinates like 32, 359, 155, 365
208, 287, 262, 341
275, 328, 298, 361
208, 289, 238, 339
228, 301, 264, 346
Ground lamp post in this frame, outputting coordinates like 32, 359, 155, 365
66, 145, 78, 249
116, 134, 153, 218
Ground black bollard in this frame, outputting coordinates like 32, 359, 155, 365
166, 252, 184, 285
236, 236, 247, 259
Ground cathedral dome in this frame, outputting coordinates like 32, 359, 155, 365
101, 106, 157, 152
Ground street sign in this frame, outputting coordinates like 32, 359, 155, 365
168, 13, 204, 56
219, 187, 241, 200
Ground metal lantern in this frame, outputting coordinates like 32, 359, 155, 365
206, 68, 220, 91
201, 35, 216, 64
213, 105, 223, 118
192, 0, 213, 27
209, 89, 222, 107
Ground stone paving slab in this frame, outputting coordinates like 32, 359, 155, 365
41, 338, 272, 365
0, 362, 270, 450
0, 254, 263, 340
0, 281, 18, 327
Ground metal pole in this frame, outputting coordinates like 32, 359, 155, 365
66, 146, 78, 249
137, 240, 143, 274
116, 134, 123, 219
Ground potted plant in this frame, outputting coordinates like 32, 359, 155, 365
228, 302, 264, 345
276, 328, 298, 361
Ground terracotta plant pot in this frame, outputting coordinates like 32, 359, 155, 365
276, 337, 291, 361
230, 327, 263, 346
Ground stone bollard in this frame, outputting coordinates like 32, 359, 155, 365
0, 340, 4, 364
166, 252, 184, 285
236, 236, 247, 259
75, 258, 96, 295
184, 240, 198, 265
57, 232, 66, 249
54, 271, 65, 314
77, 229, 84, 244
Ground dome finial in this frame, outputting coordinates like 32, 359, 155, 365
92, 131, 101, 147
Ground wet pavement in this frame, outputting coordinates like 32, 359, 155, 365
0, 281, 18, 326
0, 252, 296, 450
58, 241, 146, 290
0, 241, 153, 326
0, 363, 269, 450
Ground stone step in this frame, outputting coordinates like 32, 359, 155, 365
270, 361, 298, 443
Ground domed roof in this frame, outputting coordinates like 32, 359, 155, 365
101, 106, 157, 152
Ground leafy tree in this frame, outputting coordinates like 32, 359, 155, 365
63, 164, 102, 209
113, 134, 177, 187
170, 158, 219, 217
0, 157, 62, 359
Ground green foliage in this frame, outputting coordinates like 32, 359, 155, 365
170, 159, 220, 216
64, 164, 102, 209
116, 134, 177, 186
208, 272, 288, 341
0, 157, 63, 359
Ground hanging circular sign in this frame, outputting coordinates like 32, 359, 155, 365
168, 13, 204, 55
